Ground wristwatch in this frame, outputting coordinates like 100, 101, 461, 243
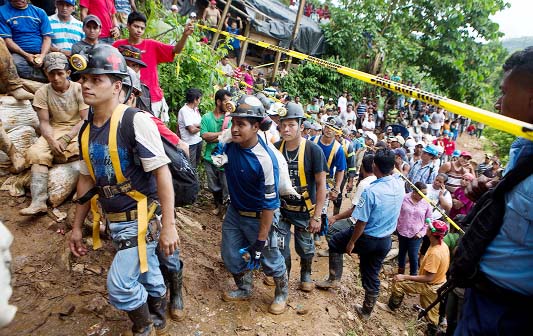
312, 216, 321, 222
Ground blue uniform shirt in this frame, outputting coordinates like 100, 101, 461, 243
311, 136, 347, 177
351, 175, 404, 238
225, 135, 280, 212
0, 3, 52, 53
479, 138, 533, 295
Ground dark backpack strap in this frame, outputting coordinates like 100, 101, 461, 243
78, 107, 94, 158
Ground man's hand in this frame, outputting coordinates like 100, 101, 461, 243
346, 238, 355, 255
110, 26, 120, 39
328, 215, 337, 226
159, 224, 179, 257
465, 176, 495, 202
69, 227, 88, 257
346, 180, 354, 193
394, 274, 406, 282
240, 239, 265, 270
48, 138, 65, 156
328, 189, 339, 201
183, 22, 194, 37
32, 54, 44, 67
415, 231, 425, 239
308, 216, 321, 233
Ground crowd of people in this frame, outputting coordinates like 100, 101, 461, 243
0, 1, 531, 336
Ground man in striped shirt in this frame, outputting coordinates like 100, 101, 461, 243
48, 0, 84, 56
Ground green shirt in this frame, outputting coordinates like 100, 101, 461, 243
200, 111, 228, 164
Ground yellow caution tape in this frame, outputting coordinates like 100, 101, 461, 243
198, 23, 533, 140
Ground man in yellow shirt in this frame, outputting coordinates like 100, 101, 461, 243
386, 219, 449, 334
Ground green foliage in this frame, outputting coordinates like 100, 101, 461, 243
482, 127, 514, 165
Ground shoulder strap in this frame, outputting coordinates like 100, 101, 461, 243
313, 136, 320, 144
327, 141, 341, 169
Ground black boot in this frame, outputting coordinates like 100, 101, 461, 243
222, 271, 253, 302
269, 272, 289, 315
127, 303, 155, 336
355, 292, 378, 321
299, 257, 314, 292
388, 292, 403, 311
316, 252, 343, 289
166, 266, 185, 322
211, 191, 223, 216
147, 296, 167, 334
284, 255, 292, 280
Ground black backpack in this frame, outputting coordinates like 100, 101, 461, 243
120, 107, 199, 207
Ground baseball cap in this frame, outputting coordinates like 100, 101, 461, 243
210, 0, 217, 4
117, 45, 147, 68
460, 151, 472, 159
328, 97, 333, 101
394, 148, 407, 162
314, 124, 322, 130
83, 14, 102, 27
43, 52, 69, 72
302, 121, 312, 129
405, 138, 416, 148
357, 129, 364, 134
312, 97, 318, 102
58, 0, 76, 5
364, 131, 377, 144
386, 126, 393, 131
452, 149, 461, 157
319, 95, 324, 99
429, 219, 448, 243
423, 144, 439, 157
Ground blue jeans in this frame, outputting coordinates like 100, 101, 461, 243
454, 288, 528, 336
157, 247, 182, 273
278, 211, 315, 260
326, 218, 354, 242
221, 205, 286, 277
329, 226, 391, 296
107, 220, 166, 311
11, 52, 47, 82
397, 233, 422, 275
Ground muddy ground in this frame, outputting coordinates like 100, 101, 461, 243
1, 134, 484, 336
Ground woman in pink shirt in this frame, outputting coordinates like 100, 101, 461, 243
449, 173, 475, 220
396, 181, 433, 275
243, 65, 255, 94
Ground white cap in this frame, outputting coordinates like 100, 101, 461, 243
405, 138, 416, 148
365, 131, 377, 144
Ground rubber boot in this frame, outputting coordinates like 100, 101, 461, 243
167, 268, 185, 322
19, 171, 48, 215
0, 124, 26, 173
222, 271, 253, 302
147, 296, 168, 335
211, 191, 223, 216
388, 292, 403, 311
299, 257, 314, 292
316, 252, 343, 289
127, 303, 156, 336
268, 272, 289, 315
397, 267, 405, 275
10, 87, 34, 100
355, 292, 378, 321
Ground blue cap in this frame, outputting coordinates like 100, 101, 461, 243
423, 144, 439, 157
452, 149, 461, 157
58, 0, 76, 5
393, 148, 407, 162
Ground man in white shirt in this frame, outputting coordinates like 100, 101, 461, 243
425, 173, 452, 220
429, 108, 445, 136
178, 88, 203, 168
337, 91, 348, 115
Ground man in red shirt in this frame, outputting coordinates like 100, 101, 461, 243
80, 0, 120, 44
441, 130, 455, 163
113, 11, 193, 123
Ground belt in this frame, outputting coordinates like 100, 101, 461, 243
282, 204, 307, 213
106, 202, 160, 223
74, 180, 134, 204
361, 234, 389, 240
238, 210, 262, 219
116, 230, 157, 250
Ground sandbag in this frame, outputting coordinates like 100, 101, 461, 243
0, 95, 39, 131
0, 220, 17, 328
0, 126, 37, 174
48, 161, 80, 208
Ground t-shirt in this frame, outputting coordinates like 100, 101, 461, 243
362, 119, 375, 131
306, 104, 319, 114
80, 0, 116, 38
274, 139, 328, 208
113, 39, 175, 103
227, 26, 240, 49
33, 81, 88, 127
78, 110, 170, 213
419, 243, 450, 284
177, 104, 202, 145
114, 0, 132, 14
430, 112, 444, 130
426, 184, 452, 220
48, 14, 84, 52
224, 136, 280, 212
200, 111, 229, 163
311, 136, 346, 177
337, 96, 347, 114
351, 175, 377, 206
71, 40, 99, 55
0, 3, 52, 53
351, 175, 404, 238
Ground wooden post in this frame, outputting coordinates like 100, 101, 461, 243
211, 0, 232, 48
286, 0, 306, 70
238, 20, 251, 66
271, 51, 282, 83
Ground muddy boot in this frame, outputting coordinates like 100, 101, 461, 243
268, 272, 289, 315
222, 271, 253, 302
388, 292, 403, 311
127, 303, 156, 336
355, 292, 378, 321
9, 87, 34, 100
0, 124, 26, 173
426, 323, 438, 336
19, 172, 48, 215
211, 191, 223, 216
299, 257, 314, 292
147, 296, 168, 335
316, 252, 343, 290
284, 255, 292, 280
167, 268, 185, 322
397, 267, 405, 275
263, 276, 275, 286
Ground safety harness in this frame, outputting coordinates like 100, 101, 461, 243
279, 138, 315, 216
80, 104, 150, 273
312, 136, 340, 175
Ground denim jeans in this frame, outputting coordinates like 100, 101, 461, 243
188, 142, 203, 169
157, 246, 182, 273
278, 211, 315, 260
11, 53, 47, 82
329, 226, 391, 296
221, 205, 286, 277
107, 220, 166, 311
326, 218, 353, 242
397, 233, 422, 275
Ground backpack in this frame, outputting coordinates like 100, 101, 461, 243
119, 107, 199, 207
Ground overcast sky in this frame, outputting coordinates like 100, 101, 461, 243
491, 0, 533, 39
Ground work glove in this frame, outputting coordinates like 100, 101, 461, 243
319, 213, 329, 236
239, 239, 266, 270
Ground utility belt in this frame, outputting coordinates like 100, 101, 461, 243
105, 201, 161, 223
114, 221, 159, 251
474, 273, 533, 306
238, 210, 262, 219
75, 180, 134, 205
